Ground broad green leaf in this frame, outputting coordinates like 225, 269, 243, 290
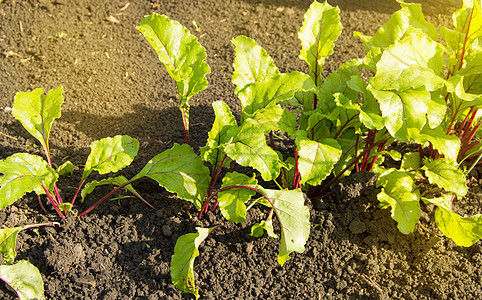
400, 152, 421, 171
137, 14, 211, 120
0, 260, 44, 300
231, 35, 280, 91
0, 227, 23, 264
12, 85, 63, 153
369, 88, 431, 141
83, 135, 139, 180
458, 39, 482, 76
422, 194, 453, 211
426, 90, 447, 128
317, 59, 361, 114
298, 0, 342, 85
237, 72, 316, 116
245, 105, 296, 136
133, 144, 210, 209
434, 207, 482, 247
295, 132, 342, 186
170, 227, 216, 299
423, 158, 467, 198
259, 188, 310, 266
355, 2, 438, 70
417, 127, 461, 163
218, 172, 258, 223
251, 219, 278, 239
81, 176, 140, 203
377, 169, 421, 234
200, 101, 237, 168
223, 123, 280, 181
0, 153, 57, 208
370, 33, 445, 92
55, 161, 74, 177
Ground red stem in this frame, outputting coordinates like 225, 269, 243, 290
71, 177, 87, 206
180, 107, 190, 145
41, 185, 65, 218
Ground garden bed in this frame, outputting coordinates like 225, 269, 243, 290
1, 0, 481, 299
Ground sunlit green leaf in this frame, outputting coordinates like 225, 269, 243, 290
0, 260, 44, 300
423, 158, 467, 198
12, 85, 63, 153
170, 227, 216, 299
251, 219, 278, 239
133, 144, 210, 209
218, 172, 258, 223
298, 0, 342, 85
81, 176, 140, 203
232, 35, 280, 91
83, 135, 139, 180
0, 153, 57, 208
434, 205, 482, 247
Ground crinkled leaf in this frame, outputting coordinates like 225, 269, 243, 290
133, 144, 210, 209
251, 219, 278, 239
0, 260, 44, 300
369, 88, 431, 141
245, 105, 296, 136
200, 101, 237, 168
423, 158, 467, 198
137, 14, 210, 112
298, 0, 342, 85
83, 135, 139, 180
81, 176, 139, 203
355, 2, 438, 70
12, 85, 63, 152
259, 188, 310, 266
55, 161, 74, 177
231, 35, 280, 91
434, 205, 482, 247
370, 33, 445, 92
295, 132, 342, 186
317, 59, 361, 114
218, 172, 258, 223
170, 227, 216, 299
417, 127, 461, 163
377, 169, 421, 234
223, 123, 280, 181
237, 72, 316, 116
0, 153, 57, 208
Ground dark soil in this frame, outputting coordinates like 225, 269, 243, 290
1, 0, 481, 299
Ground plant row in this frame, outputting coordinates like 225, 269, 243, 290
1, 0, 482, 299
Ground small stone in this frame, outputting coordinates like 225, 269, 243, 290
162, 225, 172, 237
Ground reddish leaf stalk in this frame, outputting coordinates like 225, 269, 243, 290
180, 107, 190, 145
41, 184, 65, 218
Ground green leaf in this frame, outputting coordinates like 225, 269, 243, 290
400, 152, 421, 171
369, 88, 431, 141
218, 172, 258, 223
355, 2, 438, 70
370, 33, 445, 92
259, 188, 310, 266
377, 169, 421, 234
298, 0, 342, 85
81, 176, 140, 203
55, 161, 74, 177
251, 219, 278, 239
231, 35, 280, 91
245, 105, 296, 136
83, 135, 139, 180
0, 153, 57, 209
423, 158, 468, 198
223, 123, 280, 181
170, 227, 217, 299
200, 101, 237, 169
0, 260, 44, 300
417, 127, 461, 163
237, 72, 316, 116
0, 227, 23, 264
435, 208, 482, 247
295, 132, 342, 186
12, 85, 63, 153
133, 144, 210, 209
137, 13, 211, 119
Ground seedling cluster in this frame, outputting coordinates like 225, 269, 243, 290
1, 0, 482, 298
